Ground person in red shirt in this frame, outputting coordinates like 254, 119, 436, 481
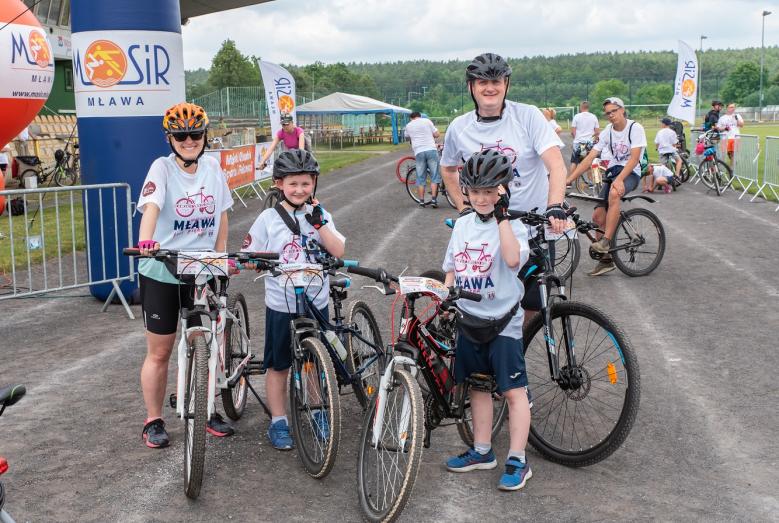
259, 113, 306, 169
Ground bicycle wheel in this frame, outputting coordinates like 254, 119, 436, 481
346, 300, 385, 409
289, 336, 341, 478
396, 156, 415, 183
184, 335, 209, 499
574, 169, 594, 195
713, 159, 733, 195
54, 167, 77, 187
357, 368, 424, 523
523, 301, 640, 467
612, 207, 665, 277
262, 188, 281, 210
20, 169, 39, 187
441, 183, 457, 209
405, 167, 424, 204
678, 158, 691, 183
552, 234, 580, 281
698, 159, 720, 192
455, 380, 508, 447
222, 293, 250, 420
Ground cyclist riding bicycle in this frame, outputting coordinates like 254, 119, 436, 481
567, 97, 648, 276
258, 113, 308, 170
136, 102, 236, 448
442, 149, 532, 491
439, 52, 567, 321
242, 149, 346, 451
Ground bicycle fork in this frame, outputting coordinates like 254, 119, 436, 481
370, 355, 417, 451
538, 281, 577, 382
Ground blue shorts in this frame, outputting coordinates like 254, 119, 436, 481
264, 305, 328, 371
415, 149, 441, 186
454, 333, 528, 393
660, 152, 680, 163
595, 170, 639, 209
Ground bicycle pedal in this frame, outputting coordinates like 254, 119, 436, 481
169, 393, 177, 409
246, 360, 266, 375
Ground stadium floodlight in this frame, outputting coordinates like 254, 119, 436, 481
760, 11, 772, 118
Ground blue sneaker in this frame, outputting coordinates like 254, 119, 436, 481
267, 419, 293, 450
446, 448, 497, 472
312, 411, 330, 441
498, 457, 532, 491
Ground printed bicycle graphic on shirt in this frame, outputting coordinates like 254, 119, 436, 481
176, 187, 216, 217
454, 242, 494, 273
480, 140, 517, 165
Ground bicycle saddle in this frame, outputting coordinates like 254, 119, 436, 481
0, 385, 26, 407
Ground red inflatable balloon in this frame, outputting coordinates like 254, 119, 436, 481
0, 0, 54, 148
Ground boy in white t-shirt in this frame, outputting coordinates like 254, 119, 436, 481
654, 118, 682, 178
242, 149, 345, 451
442, 149, 532, 491
643, 164, 675, 194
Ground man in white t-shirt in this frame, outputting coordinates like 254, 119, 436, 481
404, 111, 441, 206
569, 101, 600, 176
654, 117, 681, 178
717, 103, 744, 164
569, 97, 647, 276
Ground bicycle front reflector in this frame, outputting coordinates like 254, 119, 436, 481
607, 362, 618, 384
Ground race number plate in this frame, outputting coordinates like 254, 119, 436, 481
398, 276, 449, 301
176, 251, 228, 275
277, 263, 324, 287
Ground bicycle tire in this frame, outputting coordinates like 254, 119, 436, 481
289, 336, 341, 478
262, 188, 281, 210
405, 167, 423, 204
575, 169, 594, 195
396, 156, 415, 183
184, 335, 209, 499
222, 293, 250, 420
678, 158, 691, 183
612, 207, 665, 277
698, 159, 729, 194
346, 300, 385, 409
20, 168, 40, 187
442, 182, 457, 209
455, 381, 508, 447
714, 159, 733, 195
523, 301, 640, 467
54, 167, 78, 187
553, 234, 581, 281
357, 368, 424, 523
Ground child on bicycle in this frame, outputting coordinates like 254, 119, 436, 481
242, 149, 345, 451
442, 149, 532, 491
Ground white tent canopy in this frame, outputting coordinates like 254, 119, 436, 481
297, 92, 411, 144
297, 92, 411, 115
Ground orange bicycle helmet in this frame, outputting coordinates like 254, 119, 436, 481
162, 102, 209, 133
162, 103, 209, 167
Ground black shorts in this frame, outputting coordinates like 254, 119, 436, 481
139, 274, 210, 335
454, 333, 527, 393
264, 304, 329, 371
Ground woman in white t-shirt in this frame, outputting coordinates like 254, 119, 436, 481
136, 103, 235, 449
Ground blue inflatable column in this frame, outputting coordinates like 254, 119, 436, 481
71, 1, 185, 300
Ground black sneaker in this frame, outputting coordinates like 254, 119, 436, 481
142, 418, 170, 448
206, 412, 234, 437
430, 198, 438, 208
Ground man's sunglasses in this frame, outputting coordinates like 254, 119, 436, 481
170, 131, 205, 142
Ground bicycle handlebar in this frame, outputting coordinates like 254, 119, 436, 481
122, 248, 279, 261
346, 265, 398, 283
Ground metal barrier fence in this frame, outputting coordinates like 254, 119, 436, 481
0, 183, 135, 318
731, 134, 760, 200
756, 136, 779, 211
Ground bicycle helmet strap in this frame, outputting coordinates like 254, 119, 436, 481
274, 200, 302, 236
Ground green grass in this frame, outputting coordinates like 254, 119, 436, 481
317, 152, 376, 174
0, 193, 86, 274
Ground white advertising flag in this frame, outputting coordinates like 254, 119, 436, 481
259, 60, 296, 138
667, 40, 698, 125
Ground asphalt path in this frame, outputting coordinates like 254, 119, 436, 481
1, 142, 778, 522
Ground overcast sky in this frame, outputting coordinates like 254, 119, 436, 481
182, 0, 777, 70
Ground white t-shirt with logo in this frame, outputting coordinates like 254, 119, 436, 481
137, 154, 234, 283
571, 111, 600, 144
594, 120, 647, 177
717, 114, 743, 139
404, 118, 438, 156
654, 128, 679, 155
441, 101, 563, 214
442, 213, 529, 340
243, 204, 345, 313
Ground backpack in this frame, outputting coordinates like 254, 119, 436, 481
609, 121, 649, 176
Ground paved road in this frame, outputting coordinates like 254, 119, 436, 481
1, 146, 778, 522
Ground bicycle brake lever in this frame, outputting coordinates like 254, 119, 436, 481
361, 284, 396, 295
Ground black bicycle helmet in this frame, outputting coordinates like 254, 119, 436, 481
272, 149, 320, 180
460, 150, 513, 189
465, 53, 512, 81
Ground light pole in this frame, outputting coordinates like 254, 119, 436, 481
698, 35, 707, 123
759, 10, 772, 119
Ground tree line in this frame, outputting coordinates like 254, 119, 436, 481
187, 40, 779, 116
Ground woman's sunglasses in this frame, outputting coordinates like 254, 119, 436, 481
171, 131, 205, 142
